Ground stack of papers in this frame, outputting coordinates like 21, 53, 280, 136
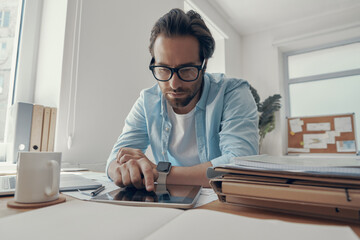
230, 155, 360, 178
208, 155, 360, 223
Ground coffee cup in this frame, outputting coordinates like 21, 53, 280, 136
15, 152, 62, 203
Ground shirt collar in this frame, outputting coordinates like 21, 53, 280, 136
195, 73, 210, 111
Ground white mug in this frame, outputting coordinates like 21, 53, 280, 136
15, 152, 62, 203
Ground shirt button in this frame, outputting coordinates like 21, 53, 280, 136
165, 127, 169, 132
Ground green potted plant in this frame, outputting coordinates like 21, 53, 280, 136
250, 86, 282, 153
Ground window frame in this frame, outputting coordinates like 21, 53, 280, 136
0, 0, 43, 161
283, 38, 360, 118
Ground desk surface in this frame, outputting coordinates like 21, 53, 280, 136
1, 194, 359, 237
199, 200, 360, 237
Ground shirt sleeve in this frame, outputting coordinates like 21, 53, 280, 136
210, 82, 259, 167
105, 91, 150, 176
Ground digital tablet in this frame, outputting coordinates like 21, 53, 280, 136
91, 184, 202, 209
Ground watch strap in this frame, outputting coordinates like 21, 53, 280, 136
155, 183, 168, 193
157, 171, 167, 185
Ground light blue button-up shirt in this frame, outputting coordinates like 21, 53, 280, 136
106, 73, 259, 175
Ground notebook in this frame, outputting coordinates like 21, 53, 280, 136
0, 173, 102, 196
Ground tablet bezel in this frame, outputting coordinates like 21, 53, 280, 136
91, 184, 202, 209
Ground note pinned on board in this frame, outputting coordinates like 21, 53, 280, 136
306, 122, 331, 131
289, 118, 303, 133
287, 147, 310, 153
303, 134, 328, 149
326, 131, 341, 144
334, 117, 352, 133
337, 140, 356, 152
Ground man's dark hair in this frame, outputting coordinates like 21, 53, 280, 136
149, 8, 215, 61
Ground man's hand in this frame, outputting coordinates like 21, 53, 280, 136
116, 148, 147, 165
108, 148, 158, 192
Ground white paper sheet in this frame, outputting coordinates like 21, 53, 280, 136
306, 122, 331, 131
326, 131, 341, 144
0, 163, 17, 175
288, 148, 310, 153
334, 117, 353, 133
230, 158, 360, 177
194, 188, 218, 208
337, 140, 356, 152
303, 133, 328, 149
61, 172, 116, 200
232, 155, 360, 168
289, 118, 304, 133
63, 181, 119, 200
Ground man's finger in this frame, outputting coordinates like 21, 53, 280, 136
120, 164, 132, 187
116, 147, 134, 160
119, 154, 133, 164
128, 161, 144, 189
113, 166, 124, 187
117, 148, 145, 164
138, 159, 155, 192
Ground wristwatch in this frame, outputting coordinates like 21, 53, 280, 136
156, 161, 172, 185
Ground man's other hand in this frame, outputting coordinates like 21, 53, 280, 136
109, 148, 158, 192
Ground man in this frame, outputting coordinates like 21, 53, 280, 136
106, 8, 258, 192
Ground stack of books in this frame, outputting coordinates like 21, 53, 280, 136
208, 155, 360, 223
6, 102, 57, 163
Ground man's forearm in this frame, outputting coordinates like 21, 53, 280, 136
166, 161, 213, 187
107, 160, 118, 181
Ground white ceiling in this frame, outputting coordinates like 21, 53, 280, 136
209, 0, 360, 35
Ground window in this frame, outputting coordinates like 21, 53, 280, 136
0, 0, 43, 162
284, 40, 360, 153
0, 74, 3, 94
0, 42, 7, 60
0, 0, 22, 154
0, 10, 11, 28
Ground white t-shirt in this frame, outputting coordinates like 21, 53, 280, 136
167, 104, 201, 166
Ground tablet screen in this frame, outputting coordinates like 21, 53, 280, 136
92, 184, 202, 209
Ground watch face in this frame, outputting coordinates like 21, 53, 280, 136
157, 162, 171, 172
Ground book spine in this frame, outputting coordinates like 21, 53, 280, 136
221, 181, 360, 208
47, 107, 57, 152
41, 107, 51, 152
5, 102, 33, 163
30, 105, 44, 152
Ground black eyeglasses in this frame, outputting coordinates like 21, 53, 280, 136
149, 59, 205, 82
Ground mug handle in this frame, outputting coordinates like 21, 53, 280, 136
45, 160, 60, 197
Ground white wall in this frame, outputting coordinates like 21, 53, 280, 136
191, 0, 242, 78
27, 0, 233, 171
49, 0, 244, 171
54, 0, 198, 170
241, 5, 360, 155
35, 0, 67, 107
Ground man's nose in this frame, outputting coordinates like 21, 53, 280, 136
169, 72, 182, 90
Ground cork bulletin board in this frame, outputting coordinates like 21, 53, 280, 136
287, 113, 357, 154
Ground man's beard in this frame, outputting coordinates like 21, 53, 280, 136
165, 82, 203, 109
165, 89, 195, 108
162, 74, 204, 110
